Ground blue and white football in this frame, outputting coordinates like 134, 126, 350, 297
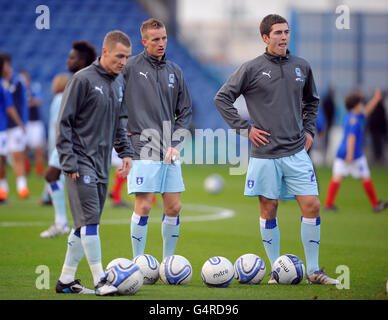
105, 258, 143, 295
234, 253, 266, 284
133, 254, 160, 285
272, 254, 305, 285
201, 256, 234, 288
159, 255, 192, 285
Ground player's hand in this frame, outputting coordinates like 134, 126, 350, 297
305, 131, 314, 152
164, 147, 179, 164
65, 172, 79, 181
118, 157, 132, 178
248, 125, 270, 147
373, 88, 383, 102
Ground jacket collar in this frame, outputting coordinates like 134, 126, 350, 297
142, 49, 166, 69
264, 47, 290, 63
93, 57, 118, 80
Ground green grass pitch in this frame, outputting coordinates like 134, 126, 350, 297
0, 164, 387, 300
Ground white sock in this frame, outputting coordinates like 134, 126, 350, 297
80, 224, 105, 286
131, 212, 148, 258
161, 214, 180, 259
59, 229, 84, 284
0, 179, 9, 192
16, 176, 27, 192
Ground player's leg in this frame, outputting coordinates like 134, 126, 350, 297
356, 156, 388, 212
131, 192, 154, 258
90, 182, 118, 296
244, 157, 281, 273
26, 120, 45, 176
58, 174, 110, 294
56, 227, 92, 294
161, 192, 182, 258
297, 195, 338, 284
56, 175, 91, 294
0, 132, 9, 203
0, 156, 8, 203
283, 149, 338, 284
325, 158, 347, 210
296, 195, 321, 274
7, 127, 29, 198
259, 196, 280, 269
40, 149, 69, 238
324, 175, 343, 210
109, 149, 129, 207
12, 151, 29, 198
161, 161, 185, 258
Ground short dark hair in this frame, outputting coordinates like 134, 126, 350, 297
72, 40, 97, 67
345, 92, 364, 111
140, 18, 165, 39
260, 14, 288, 37
103, 30, 132, 50
0, 52, 11, 63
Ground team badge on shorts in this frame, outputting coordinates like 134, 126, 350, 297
136, 177, 144, 185
247, 179, 255, 189
83, 175, 91, 184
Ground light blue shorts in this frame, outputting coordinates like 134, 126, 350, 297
244, 149, 318, 200
48, 148, 61, 169
127, 160, 185, 194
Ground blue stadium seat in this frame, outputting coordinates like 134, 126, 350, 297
2, 0, 223, 130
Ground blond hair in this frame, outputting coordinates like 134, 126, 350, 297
52, 73, 70, 94
103, 30, 131, 50
140, 18, 165, 39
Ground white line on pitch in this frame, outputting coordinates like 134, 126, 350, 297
0, 203, 235, 227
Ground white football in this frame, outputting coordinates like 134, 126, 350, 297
204, 174, 224, 194
272, 254, 305, 285
105, 258, 144, 295
133, 254, 160, 285
159, 255, 192, 285
201, 256, 234, 288
234, 253, 266, 284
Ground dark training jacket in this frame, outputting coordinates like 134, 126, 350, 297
56, 58, 133, 183
214, 49, 320, 159
122, 49, 192, 160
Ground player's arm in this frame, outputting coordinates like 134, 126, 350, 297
302, 65, 320, 142
56, 77, 86, 177
6, 106, 25, 133
168, 70, 193, 162
4, 89, 25, 133
364, 88, 382, 117
214, 64, 252, 136
345, 133, 356, 163
114, 101, 134, 177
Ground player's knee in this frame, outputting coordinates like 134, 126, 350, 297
259, 196, 278, 219
164, 201, 182, 216
309, 197, 321, 216
136, 201, 152, 216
